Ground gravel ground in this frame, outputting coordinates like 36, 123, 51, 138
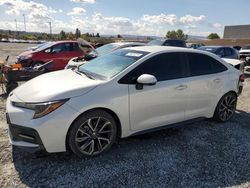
0, 43, 250, 188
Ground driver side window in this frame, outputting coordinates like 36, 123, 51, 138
52, 44, 66, 53
119, 52, 185, 84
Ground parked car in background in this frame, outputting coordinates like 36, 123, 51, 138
7, 46, 244, 157
222, 58, 245, 72
198, 46, 239, 59
233, 46, 242, 51
239, 44, 250, 60
148, 39, 187, 48
16, 41, 86, 71
26, 42, 49, 51
187, 43, 205, 49
65, 42, 145, 69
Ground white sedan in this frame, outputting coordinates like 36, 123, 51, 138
6, 46, 245, 157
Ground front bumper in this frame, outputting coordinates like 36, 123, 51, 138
240, 54, 250, 59
8, 120, 46, 153
6, 95, 80, 153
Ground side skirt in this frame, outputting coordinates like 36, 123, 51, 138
129, 117, 206, 137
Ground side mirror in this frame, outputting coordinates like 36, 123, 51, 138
136, 74, 157, 90
44, 48, 51, 53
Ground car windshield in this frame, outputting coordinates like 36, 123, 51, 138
79, 49, 149, 79
147, 39, 164, 46
89, 43, 120, 56
35, 42, 56, 52
242, 45, 250, 50
198, 46, 217, 53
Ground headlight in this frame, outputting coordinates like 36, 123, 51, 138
17, 54, 32, 61
12, 99, 68, 119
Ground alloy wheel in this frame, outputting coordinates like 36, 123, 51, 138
75, 117, 114, 155
218, 95, 236, 121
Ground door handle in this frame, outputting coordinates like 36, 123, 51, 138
214, 78, 221, 83
175, 85, 187, 90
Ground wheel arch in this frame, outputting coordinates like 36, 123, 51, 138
213, 90, 238, 118
65, 107, 122, 151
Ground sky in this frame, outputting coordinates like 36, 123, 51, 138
0, 0, 249, 37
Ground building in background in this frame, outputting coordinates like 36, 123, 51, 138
223, 25, 250, 39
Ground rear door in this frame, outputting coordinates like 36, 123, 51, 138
122, 52, 188, 131
184, 52, 228, 119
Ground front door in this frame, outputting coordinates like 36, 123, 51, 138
124, 52, 188, 131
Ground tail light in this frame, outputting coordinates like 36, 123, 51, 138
239, 74, 246, 82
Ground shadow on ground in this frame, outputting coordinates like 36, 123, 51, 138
12, 110, 250, 188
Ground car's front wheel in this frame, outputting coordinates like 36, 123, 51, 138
213, 92, 237, 122
67, 110, 117, 157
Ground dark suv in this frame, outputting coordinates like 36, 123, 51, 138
148, 39, 187, 48
198, 46, 239, 59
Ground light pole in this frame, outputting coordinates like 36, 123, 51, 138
14, 19, 17, 31
48, 21, 52, 40
23, 14, 26, 32
14, 19, 17, 39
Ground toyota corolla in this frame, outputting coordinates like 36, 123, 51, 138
6, 46, 244, 157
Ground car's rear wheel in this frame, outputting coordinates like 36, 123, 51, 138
67, 110, 117, 157
213, 92, 237, 122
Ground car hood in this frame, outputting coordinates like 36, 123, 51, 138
18, 50, 34, 57
239, 49, 250, 53
222, 58, 242, 66
13, 69, 104, 103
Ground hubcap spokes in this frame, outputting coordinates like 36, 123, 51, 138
75, 117, 113, 155
219, 95, 236, 121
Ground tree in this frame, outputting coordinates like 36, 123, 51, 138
67, 32, 75, 40
207, 33, 220, 39
75, 28, 81, 39
59, 30, 66, 40
117, 34, 122, 38
96, 33, 100, 37
166, 29, 188, 40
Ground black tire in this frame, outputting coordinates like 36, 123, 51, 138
6, 82, 18, 94
67, 110, 117, 157
213, 92, 237, 122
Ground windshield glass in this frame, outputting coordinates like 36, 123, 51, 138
198, 46, 217, 53
89, 43, 120, 56
35, 42, 55, 52
147, 39, 164, 46
79, 49, 149, 79
242, 45, 250, 50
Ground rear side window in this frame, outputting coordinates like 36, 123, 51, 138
187, 53, 227, 76
119, 52, 185, 84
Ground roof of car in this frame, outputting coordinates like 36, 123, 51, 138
125, 45, 199, 53
110, 42, 145, 46
202, 46, 233, 49
54, 40, 77, 44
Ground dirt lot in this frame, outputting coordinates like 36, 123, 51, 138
0, 43, 250, 188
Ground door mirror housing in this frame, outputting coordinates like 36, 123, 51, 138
136, 74, 157, 90
44, 48, 51, 53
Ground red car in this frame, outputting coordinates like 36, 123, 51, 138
16, 41, 86, 71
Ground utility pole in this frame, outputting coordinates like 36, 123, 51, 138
14, 19, 17, 39
49, 21, 52, 40
23, 14, 26, 32
14, 19, 17, 31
